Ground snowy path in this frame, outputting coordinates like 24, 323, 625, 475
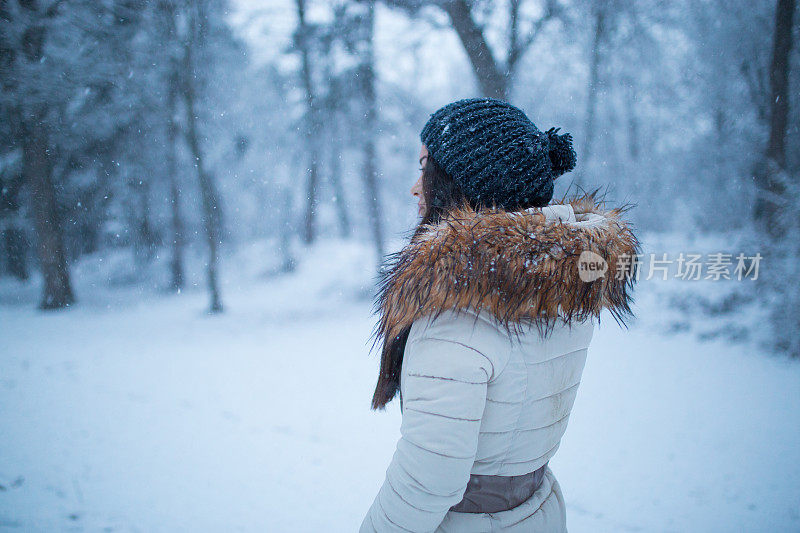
1, 253, 799, 532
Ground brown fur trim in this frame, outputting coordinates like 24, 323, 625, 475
370, 190, 642, 409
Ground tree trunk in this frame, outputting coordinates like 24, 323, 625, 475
363, 138, 384, 259
278, 186, 296, 273
322, 46, 350, 238
0, 163, 29, 281
766, 0, 795, 168
295, 0, 321, 244
753, 0, 796, 237
166, 77, 184, 291
183, 101, 223, 313
625, 81, 639, 160
183, 29, 223, 313
133, 177, 157, 267
328, 113, 350, 238
2, 228, 29, 280
442, 0, 507, 99
580, 2, 606, 183
303, 160, 320, 244
359, 0, 385, 260
24, 119, 74, 309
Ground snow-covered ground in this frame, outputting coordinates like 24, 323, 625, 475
1, 235, 799, 532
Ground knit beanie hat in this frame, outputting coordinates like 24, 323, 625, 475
420, 97, 577, 209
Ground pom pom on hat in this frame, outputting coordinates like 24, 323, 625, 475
545, 127, 577, 177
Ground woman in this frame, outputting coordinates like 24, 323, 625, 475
361, 98, 640, 532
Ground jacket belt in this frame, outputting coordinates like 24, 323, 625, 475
449, 463, 548, 514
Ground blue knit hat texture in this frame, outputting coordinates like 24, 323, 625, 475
420, 97, 577, 209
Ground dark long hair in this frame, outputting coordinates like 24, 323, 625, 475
417, 154, 476, 230
371, 154, 476, 410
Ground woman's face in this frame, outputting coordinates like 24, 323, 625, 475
412, 144, 428, 217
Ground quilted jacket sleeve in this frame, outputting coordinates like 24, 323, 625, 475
360, 313, 496, 533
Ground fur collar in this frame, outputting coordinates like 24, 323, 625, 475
370, 190, 641, 409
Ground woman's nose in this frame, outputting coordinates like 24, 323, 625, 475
411, 179, 421, 197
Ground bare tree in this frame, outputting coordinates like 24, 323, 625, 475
321, 36, 351, 238
327, 109, 351, 238
441, 0, 507, 98
624, 78, 639, 161
765, 0, 795, 169
278, 185, 297, 273
385, 0, 560, 100
8, 2, 75, 308
166, 74, 184, 292
753, 0, 796, 238
294, 0, 322, 244
24, 116, 74, 308
357, 0, 385, 259
580, 0, 607, 180
181, 1, 223, 312
156, 0, 185, 292
0, 138, 28, 281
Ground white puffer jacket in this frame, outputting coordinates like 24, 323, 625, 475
362, 194, 640, 532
